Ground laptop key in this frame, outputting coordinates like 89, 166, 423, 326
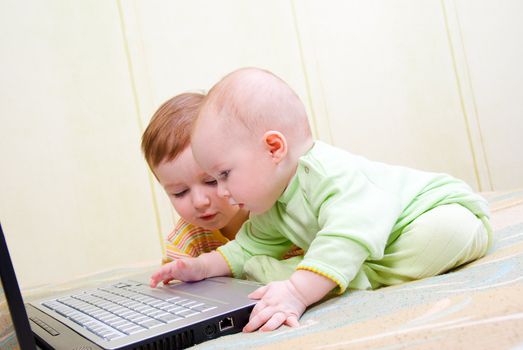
156, 313, 183, 323
119, 324, 145, 335
191, 304, 217, 312
126, 285, 185, 302
130, 315, 149, 323
131, 305, 153, 312
101, 332, 121, 340
42, 301, 61, 310
97, 329, 115, 338
107, 319, 129, 328
175, 309, 200, 318
146, 299, 164, 307
155, 302, 172, 309
113, 322, 139, 333
139, 319, 163, 328
104, 333, 122, 341
188, 302, 204, 309
143, 309, 164, 317
176, 300, 199, 307
165, 305, 184, 313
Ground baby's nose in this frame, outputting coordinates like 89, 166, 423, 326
192, 190, 210, 208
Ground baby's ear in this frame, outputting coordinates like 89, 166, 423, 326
263, 131, 287, 163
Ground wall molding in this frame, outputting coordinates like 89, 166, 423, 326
441, 0, 493, 191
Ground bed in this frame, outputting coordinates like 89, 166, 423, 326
23, 189, 523, 349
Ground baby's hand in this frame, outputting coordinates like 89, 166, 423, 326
149, 258, 206, 288
243, 279, 307, 332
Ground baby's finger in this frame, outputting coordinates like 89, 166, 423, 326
243, 306, 274, 333
149, 277, 159, 288
150, 273, 167, 288
249, 300, 266, 320
284, 315, 300, 328
248, 285, 268, 300
150, 265, 176, 288
259, 312, 286, 332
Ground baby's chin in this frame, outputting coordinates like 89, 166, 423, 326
198, 224, 222, 231
196, 218, 228, 231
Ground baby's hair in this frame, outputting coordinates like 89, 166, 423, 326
141, 92, 205, 170
198, 67, 311, 141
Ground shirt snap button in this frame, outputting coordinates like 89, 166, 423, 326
304, 166, 309, 174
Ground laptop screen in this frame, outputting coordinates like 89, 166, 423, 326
0, 224, 36, 349
0, 277, 21, 350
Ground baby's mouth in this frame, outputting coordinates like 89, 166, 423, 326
200, 213, 217, 220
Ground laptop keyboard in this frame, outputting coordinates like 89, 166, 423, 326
41, 281, 217, 341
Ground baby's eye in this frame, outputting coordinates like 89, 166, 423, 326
172, 189, 188, 198
204, 179, 217, 186
219, 170, 230, 180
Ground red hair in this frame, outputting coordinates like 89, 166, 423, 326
141, 92, 205, 171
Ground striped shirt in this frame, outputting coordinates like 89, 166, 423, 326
163, 218, 303, 264
163, 218, 229, 262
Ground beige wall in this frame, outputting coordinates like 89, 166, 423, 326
1, 0, 521, 289
0, 1, 162, 289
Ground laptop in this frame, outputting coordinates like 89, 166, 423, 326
0, 223, 260, 349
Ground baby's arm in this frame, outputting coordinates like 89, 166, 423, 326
149, 251, 231, 288
243, 270, 336, 332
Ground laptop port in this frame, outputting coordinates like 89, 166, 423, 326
204, 324, 216, 337
218, 317, 234, 332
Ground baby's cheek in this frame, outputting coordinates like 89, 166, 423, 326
172, 202, 194, 222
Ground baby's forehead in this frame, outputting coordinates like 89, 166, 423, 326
190, 117, 228, 157
195, 103, 249, 139
192, 113, 226, 142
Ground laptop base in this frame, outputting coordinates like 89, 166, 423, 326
27, 302, 254, 349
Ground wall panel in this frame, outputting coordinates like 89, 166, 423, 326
295, 0, 480, 189
0, 1, 160, 288
453, 0, 523, 190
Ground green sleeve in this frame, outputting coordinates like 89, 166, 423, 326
217, 214, 293, 278
297, 169, 402, 293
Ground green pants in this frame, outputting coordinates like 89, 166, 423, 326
244, 204, 491, 290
